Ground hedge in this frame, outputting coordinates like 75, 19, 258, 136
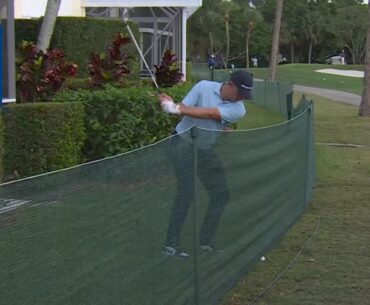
52, 83, 193, 160
0, 114, 4, 182
15, 17, 140, 78
2, 102, 86, 181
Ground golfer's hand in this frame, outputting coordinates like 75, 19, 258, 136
158, 94, 181, 115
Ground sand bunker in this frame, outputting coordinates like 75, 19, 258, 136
316, 69, 364, 78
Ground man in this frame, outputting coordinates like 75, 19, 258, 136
340, 50, 345, 65
252, 56, 258, 68
208, 54, 216, 69
159, 70, 253, 258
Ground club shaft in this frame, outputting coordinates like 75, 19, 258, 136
125, 23, 160, 90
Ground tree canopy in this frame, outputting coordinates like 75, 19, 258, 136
187, 0, 368, 66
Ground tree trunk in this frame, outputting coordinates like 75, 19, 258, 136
225, 18, 230, 69
246, 31, 250, 69
36, 0, 62, 52
209, 32, 214, 55
308, 39, 312, 64
290, 42, 294, 63
359, 2, 370, 116
268, 0, 284, 81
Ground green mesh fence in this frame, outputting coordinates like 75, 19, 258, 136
191, 63, 293, 119
0, 98, 314, 305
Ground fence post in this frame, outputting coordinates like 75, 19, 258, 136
286, 91, 293, 120
277, 81, 281, 114
305, 101, 315, 204
303, 101, 315, 206
0, 25, 2, 106
191, 126, 200, 305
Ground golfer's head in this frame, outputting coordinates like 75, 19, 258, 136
222, 70, 253, 102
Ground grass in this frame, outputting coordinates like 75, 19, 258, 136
248, 64, 364, 95
238, 102, 286, 129
221, 95, 370, 305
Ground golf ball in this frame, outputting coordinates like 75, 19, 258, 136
260, 256, 266, 262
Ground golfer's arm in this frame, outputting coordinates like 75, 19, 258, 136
179, 103, 221, 121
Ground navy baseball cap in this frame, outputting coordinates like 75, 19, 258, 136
230, 70, 253, 100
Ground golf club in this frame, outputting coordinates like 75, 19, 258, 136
124, 18, 160, 90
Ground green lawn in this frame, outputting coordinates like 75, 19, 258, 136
238, 102, 286, 129
249, 64, 364, 95
222, 95, 370, 305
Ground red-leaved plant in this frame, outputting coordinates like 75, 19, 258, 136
154, 50, 183, 88
16, 41, 78, 103
88, 33, 131, 87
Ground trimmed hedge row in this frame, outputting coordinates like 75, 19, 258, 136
2, 102, 86, 181
15, 17, 140, 78
53, 83, 193, 160
1, 83, 193, 182
0, 115, 4, 181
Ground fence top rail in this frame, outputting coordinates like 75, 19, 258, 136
200, 101, 312, 133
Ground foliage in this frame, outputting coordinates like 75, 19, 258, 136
15, 17, 140, 78
154, 50, 183, 88
187, 0, 369, 65
15, 19, 40, 47
2, 102, 85, 181
88, 33, 132, 87
0, 116, 4, 181
52, 83, 193, 160
15, 41, 77, 103
328, 4, 368, 64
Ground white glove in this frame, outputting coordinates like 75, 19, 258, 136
160, 99, 181, 115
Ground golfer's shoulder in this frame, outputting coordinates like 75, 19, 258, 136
195, 80, 217, 88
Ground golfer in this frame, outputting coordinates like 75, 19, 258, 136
159, 70, 253, 258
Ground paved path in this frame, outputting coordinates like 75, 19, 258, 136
293, 84, 361, 106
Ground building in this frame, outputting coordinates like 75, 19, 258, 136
1, 0, 202, 103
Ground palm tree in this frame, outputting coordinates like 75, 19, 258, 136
280, 21, 296, 64
246, 21, 254, 69
36, 0, 62, 52
224, 12, 230, 68
303, 10, 322, 64
268, 0, 284, 81
359, 2, 370, 116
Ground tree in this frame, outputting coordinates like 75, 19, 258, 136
246, 21, 254, 68
359, 2, 370, 116
187, 0, 224, 61
268, 0, 284, 81
302, 9, 323, 64
220, 0, 236, 68
330, 4, 367, 64
36, 0, 62, 52
224, 12, 230, 68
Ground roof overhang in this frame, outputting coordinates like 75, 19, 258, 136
81, 0, 202, 8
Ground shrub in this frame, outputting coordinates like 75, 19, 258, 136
2, 102, 85, 181
15, 17, 140, 78
154, 50, 183, 88
88, 33, 131, 87
0, 115, 4, 181
52, 83, 193, 160
16, 41, 77, 103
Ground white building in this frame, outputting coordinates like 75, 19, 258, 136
2, 0, 202, 103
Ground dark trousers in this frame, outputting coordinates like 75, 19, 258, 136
165, 135, 229, 247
